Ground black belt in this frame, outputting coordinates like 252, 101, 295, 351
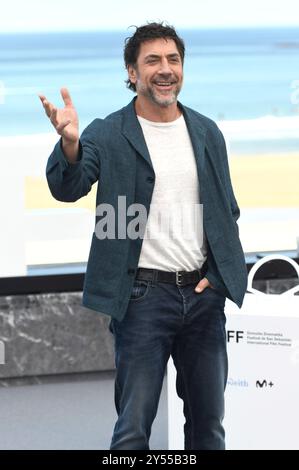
136, 265, 206, 287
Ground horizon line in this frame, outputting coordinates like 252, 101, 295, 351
1, 24, 299, 34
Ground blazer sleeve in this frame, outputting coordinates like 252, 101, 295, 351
204, 127, 241, 297
217, 128, 240, 229
205, 243, 230, 298
46, 119, 102, 202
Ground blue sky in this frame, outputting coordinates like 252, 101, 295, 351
1, 0, 299, 32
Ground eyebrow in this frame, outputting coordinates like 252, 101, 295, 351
144, 53, 181, 61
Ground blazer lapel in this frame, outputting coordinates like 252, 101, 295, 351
179, 101, 207, 175
121, 98, 207, 176
121, 97, 154, 170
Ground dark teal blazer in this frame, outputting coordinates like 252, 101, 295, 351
46, 97, 248, 320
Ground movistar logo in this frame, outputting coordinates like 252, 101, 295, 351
256, 379, 274, 388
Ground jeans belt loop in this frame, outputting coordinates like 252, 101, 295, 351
176, 271, 183, 286
152, 269, 158, 285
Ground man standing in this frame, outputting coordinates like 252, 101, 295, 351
40, 22, 247, 450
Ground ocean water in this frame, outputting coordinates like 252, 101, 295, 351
0, 28, 298, 269
0, 27, 299, 152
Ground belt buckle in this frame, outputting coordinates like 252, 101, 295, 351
176, 271, 184, 286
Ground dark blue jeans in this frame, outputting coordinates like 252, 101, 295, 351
109, 276, 228, 450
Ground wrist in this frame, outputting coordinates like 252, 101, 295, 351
62, 138, 79, 163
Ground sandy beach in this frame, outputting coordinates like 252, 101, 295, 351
230, 152, 299, 207
23, 150, 299, 256
1, 118, 297, 210
1, 129, 298, 271
24, 152, 299, 209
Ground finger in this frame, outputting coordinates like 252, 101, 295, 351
50, 108, 58, 127
194, 277, 210, 293
41, 99, 54, 118
38, 94, 50, 115
60, 87, 73, 107
56, 119, 71, 134
38, 94, 46, 103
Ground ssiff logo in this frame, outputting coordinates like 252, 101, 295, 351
227, 330, 244, 343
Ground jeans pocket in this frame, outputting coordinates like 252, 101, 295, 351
130, 280, 150, 302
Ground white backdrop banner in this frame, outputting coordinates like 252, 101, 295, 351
168, 255, 299, 450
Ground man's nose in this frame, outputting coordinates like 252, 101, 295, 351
158, 58, 172, 74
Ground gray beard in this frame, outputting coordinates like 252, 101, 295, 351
137, 82, 181, 107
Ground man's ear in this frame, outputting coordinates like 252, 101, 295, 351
127, 65, 137, 84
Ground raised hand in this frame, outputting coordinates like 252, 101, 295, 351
39, 88, 79, 162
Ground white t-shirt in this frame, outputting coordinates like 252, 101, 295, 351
137, 113, 207, 272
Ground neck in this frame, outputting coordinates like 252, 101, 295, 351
134, 95, 181, 122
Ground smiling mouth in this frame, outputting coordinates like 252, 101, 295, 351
153, 81, 176, 90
